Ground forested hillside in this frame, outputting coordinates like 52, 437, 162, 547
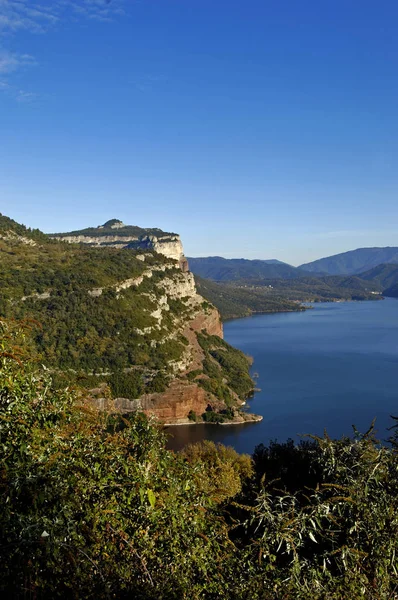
196, 274, 381, 318
0, 214, 257, 425
195, 276, 303, 319
359, 263, 398, 290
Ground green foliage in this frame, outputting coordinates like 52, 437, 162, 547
0, 226, 188, 398
187, 409, 198, 422
202, 409, 225, 423
145, 371, 169, 393
1, 322, 398, 599
0, 320, 232, 598
52, 221, 176, 238
195, 275, 302, 320
197, 332, 254, 401
195, 272, 382, 320
181, 440, 253, 503
236, 428, 398, 599
0, 213, 48, 243
109, 369, 144, 398
199, 378, 234, 405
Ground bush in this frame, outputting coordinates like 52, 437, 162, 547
188, 410, 198, 422
0, 320, 233, 599
2, 320, 398, 599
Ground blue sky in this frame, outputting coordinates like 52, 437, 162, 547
1, 0, 397, 265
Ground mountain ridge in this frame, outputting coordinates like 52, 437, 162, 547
300, 246, 398, 275
187, 256, 306, 281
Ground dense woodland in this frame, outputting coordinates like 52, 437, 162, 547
195, 276, 303, 320
1, 320, 398, 599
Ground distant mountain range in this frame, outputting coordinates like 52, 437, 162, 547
299, 247, 398, 276
187, 248, 398, 301
187, 256, 307, 281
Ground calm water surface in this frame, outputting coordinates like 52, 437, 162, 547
166, 299, 398, 454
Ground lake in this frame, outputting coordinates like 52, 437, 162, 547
166, 298, 398, 454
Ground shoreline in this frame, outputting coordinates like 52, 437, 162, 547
163, 414, 263, 427
221, 295, 384, 323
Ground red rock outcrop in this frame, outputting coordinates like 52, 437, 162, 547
189, 307, 223, 338
137, 306, 224, 423
140, 381, 209, 423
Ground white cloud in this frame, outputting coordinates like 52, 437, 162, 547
0, 1, 59, 33
0, 0, 126, 101
0, 0, 125, 33
16, 89, 37, 102
0, 50, 36, 73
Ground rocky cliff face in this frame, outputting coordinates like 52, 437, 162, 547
2, 214, 254, 426
87, 269, 228, 423
50, 224, 230, 422
51, 221, 189, 271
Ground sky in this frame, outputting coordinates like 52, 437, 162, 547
1, 0, 398, 265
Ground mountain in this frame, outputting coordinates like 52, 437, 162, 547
51, 218, 189, 270
300, 247, 398, 275
0, 214, 260, 425
187, 256, 304, 281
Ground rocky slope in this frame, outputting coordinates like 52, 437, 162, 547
0, 214, 258, 425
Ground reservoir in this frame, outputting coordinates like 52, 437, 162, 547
166, 298, 398, 454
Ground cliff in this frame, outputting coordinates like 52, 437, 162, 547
1, 214, 257, 425
51, 219, 189, 271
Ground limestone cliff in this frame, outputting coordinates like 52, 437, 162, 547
2, 214, 257, 426
51, 220, 189, 271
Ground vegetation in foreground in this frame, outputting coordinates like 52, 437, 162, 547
1, 319, 398, 599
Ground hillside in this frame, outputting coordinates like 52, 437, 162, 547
357, 263, 398, 298
358, 263, 398, 289
0, 214, 259, 425
383, 283, 398, 297
195, 276, 303, 320
264, 275, 381, 302
300, 247, 398, 275
188, 256, 305, 281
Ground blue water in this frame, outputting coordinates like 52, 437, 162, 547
166, 299, 398, 454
